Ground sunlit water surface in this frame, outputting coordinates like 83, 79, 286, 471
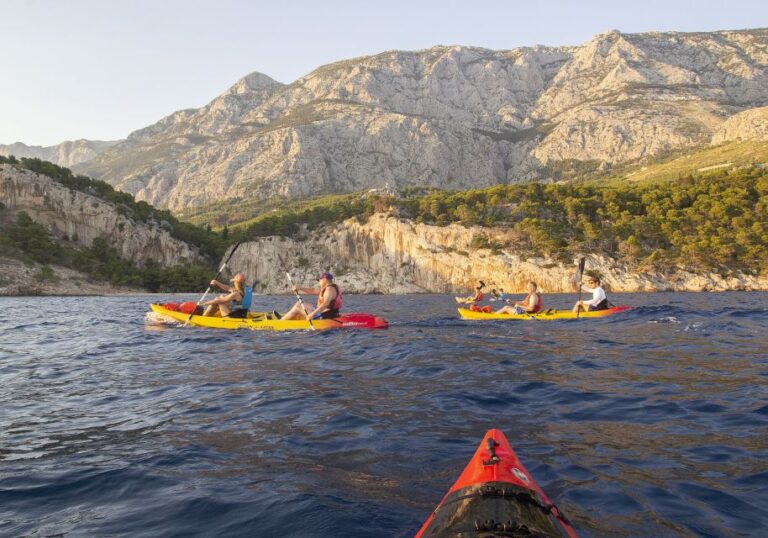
1, 293, 767, 537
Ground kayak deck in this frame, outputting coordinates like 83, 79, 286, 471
149, 304, 388, 330
458, 305, 631, 320
415, 429, 577, 537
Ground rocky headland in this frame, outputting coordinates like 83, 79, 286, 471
227, 214, 768, 294
0, 163, 205, 295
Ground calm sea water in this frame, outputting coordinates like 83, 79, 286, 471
1, 293, 767, 537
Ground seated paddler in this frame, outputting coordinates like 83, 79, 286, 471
495, 281, 542, 315
280, 272, 342, 320
201, 272, 252, 317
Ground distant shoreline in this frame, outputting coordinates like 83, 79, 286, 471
2, 289, 766, 298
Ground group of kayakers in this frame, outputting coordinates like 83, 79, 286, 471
463, 276, 609, 315
201, 271, 341, 320
200, 267, 609, 320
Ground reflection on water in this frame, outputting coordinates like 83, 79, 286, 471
1, 293, 767, 537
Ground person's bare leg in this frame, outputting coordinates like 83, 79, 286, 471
281, 301, 309, 320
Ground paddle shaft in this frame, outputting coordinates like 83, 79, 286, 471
185, 242, 242, 326
285, 271, 315, 330
576, 257, 586, 319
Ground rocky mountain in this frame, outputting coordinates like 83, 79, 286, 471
712, 105, 768, 143
0, 139, 117, 167
74, 28, 768, 211
228, 214, 768, 295
0, 163, 203, 267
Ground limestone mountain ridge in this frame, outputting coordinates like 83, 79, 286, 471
36, 27, 768, 210
0, 139, 118, 167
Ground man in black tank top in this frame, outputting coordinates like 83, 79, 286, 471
280, 272, 341, 320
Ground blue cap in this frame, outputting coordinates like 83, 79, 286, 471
317, 272, 333, 281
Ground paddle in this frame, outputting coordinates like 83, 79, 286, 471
286, 271, 315, 330
185, 241, 242, 326
575, 257, 586, 319
277, 255, 315, 330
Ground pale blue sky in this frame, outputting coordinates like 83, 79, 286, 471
2, 0, 766, 146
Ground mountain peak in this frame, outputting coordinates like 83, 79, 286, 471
72, 27, 768, 211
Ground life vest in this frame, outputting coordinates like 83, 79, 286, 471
233, 285, 252, 310
525, 292, 542, 313
474, 291, 484, 302
319, 283, 342, 312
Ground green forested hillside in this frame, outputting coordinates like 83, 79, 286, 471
0, 155, 223, 259
0, 156, 222, 291
0, 210, 213, 291
395, 166, 767, 272
216, 165, 768, 275
4, 151, 767, 284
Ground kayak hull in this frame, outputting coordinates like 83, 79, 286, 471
415, 429, 577, 537
458, 305, 631, 320
149, 304, 388, 330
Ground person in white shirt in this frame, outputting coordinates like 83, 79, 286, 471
572, 276, 608, 313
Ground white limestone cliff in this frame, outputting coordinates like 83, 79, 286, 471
712, 106, 768, 144
227, 214, 768, 294
0, 164, 203, 267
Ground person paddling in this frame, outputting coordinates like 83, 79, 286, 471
460, 280, 486, 303
280, 272, 342, 320
201, 272, 252, 317
572, 275, 608, 313
495, 281, 542, 314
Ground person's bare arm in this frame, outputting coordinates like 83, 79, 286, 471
202, 290, 239, 306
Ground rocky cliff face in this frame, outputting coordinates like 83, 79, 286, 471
712, 105, 768, 143
228, 214, 768, 294
74, 28, 768, 211
0, 164, 203, 267
0, 139, 118, 167
0, 257, 142, 296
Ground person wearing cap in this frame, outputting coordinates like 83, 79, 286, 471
279, 272, 342, 320
201, 272, 252, 317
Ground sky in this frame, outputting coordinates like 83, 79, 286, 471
2, 0, 766, 146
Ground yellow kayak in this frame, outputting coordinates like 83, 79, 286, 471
149, 304, 388, 331
458, 305, 631, 320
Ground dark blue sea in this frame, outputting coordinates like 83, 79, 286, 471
1, 293, 767, 537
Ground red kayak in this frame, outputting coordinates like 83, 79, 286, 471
415, 429, 577, 537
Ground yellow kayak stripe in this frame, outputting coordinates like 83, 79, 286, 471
149, 304, 343, 331
457, 307, 630, 320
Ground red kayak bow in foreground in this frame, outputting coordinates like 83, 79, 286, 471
415, 429, 577, 537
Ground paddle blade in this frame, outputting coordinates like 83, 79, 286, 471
578, 257, 586, 275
